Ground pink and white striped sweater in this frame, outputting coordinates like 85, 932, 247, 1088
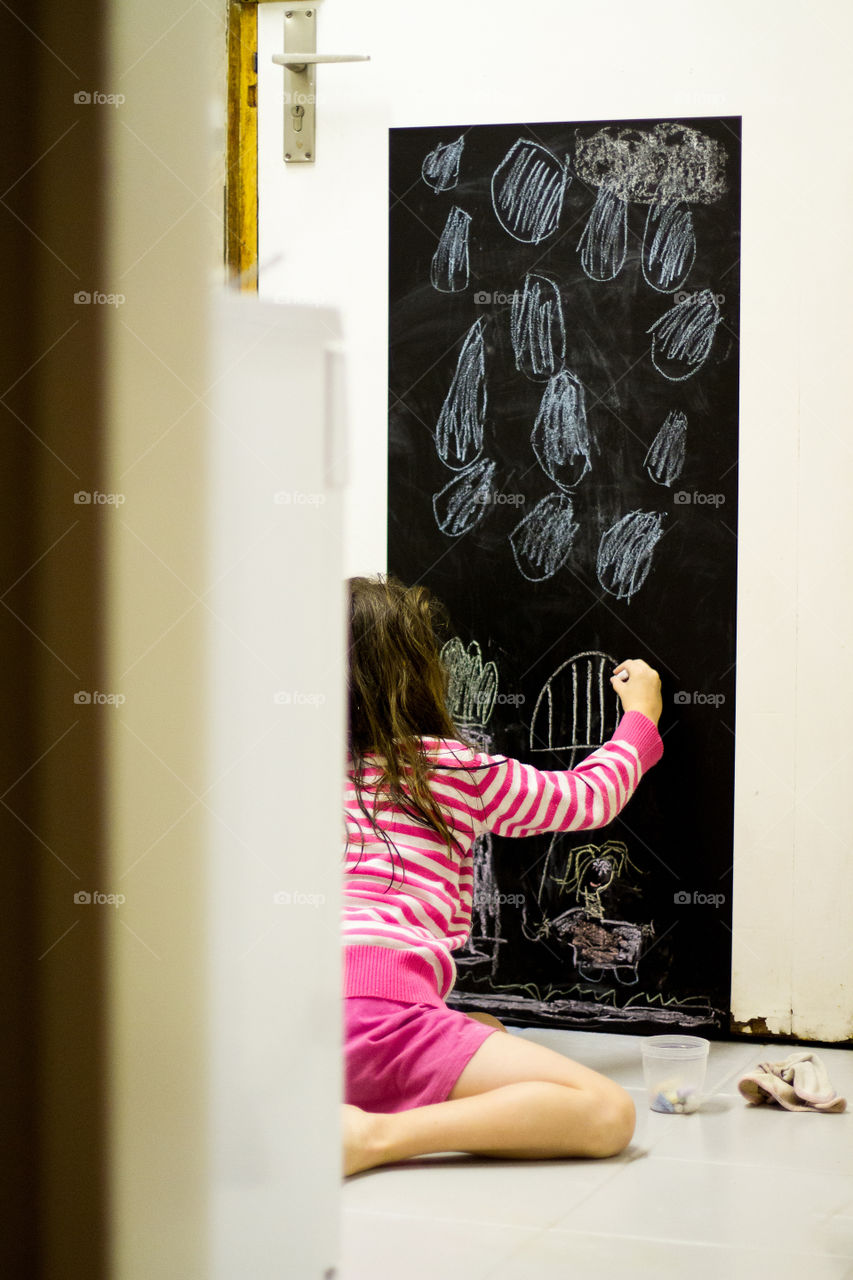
343, 710, 663, 1005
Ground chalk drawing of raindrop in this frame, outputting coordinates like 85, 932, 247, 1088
431, 206, 471, 293
422, 136, 465, 192
644, 410, 687, 486
642, 200, 696, 293
648, 289, 722, 382
531, 371, 593, 490
509, 492, 579, 582
433, 457, 496, 537
578, 186, 628, 281
596, 510, 666, 601
491, 138, 569, 244
436, 318, 486, 470
510, 273, 565, 381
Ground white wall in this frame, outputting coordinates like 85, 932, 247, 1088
207, 297, 344, 1278
257, 0, 853, 1040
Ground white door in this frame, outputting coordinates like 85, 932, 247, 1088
207, 293, 346, 1278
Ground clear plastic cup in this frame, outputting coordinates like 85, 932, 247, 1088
642, 1034, 710, 1113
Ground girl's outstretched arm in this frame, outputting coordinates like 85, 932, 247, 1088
464, 663, 663, 839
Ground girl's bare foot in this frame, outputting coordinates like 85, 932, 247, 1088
342, 1104, 386, 1177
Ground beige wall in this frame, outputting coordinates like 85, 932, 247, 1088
104, 2, 221, 1274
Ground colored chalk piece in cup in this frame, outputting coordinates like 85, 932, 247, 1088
642, 1035, 709, 1113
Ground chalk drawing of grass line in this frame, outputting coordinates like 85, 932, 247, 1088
435, 318, 487, 470
491, 138, 569, 244
644, 410, 687, 486
510, 273, 565, 381
431, 206, 471, 293
421, 135, 465, 192
648, 289, 722, 382
433, 457, 496, 537
642, 200, 696, 293
596, 510, 666, 601
509, 492, 579, 582
531, 370, 593, 491
577, 186, 628, 282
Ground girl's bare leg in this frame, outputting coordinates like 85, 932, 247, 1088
464, 1011, 508, 1033
343, 1029, 635, 1176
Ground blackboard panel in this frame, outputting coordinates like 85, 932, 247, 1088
388, 118, 741, 1036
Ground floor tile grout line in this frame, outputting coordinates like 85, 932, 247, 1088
340, 1213, 853, 1274
486, 1222, 853, 1258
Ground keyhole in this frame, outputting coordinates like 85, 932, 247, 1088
292, 104, 304, 132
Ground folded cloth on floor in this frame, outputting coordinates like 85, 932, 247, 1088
738, 1051, 846, 1113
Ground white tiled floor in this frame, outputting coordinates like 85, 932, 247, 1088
340, 1028, 853, 1279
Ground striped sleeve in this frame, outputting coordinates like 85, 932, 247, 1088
470, 710, 662, 839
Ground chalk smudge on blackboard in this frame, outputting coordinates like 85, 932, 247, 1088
491, 137, 569, 244
436, 318, 486, 469
421, 135, 465, 192
648, 289, 722, 382
432, 457, 496, 537
531, 370, 593, 490
455, 831, 505, 978
510, 273, 566, 381
573, 121, 728, 205
430, 206, 471, 294
596, 510, 666, 600
644, 410, 687, 486
509, 491, 578, 582
441, 637, 499, 728
578, 186, 628, 282
642, 200, 696, 293
529, 650, 621, 760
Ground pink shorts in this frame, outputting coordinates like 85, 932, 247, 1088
344, 996, 497, 1113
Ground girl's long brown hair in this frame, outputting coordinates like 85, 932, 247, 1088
347, 575, 466, 879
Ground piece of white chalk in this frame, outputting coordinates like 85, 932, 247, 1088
614, 670, 630, 682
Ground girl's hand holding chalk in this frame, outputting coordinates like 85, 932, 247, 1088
610, 659, 662, 727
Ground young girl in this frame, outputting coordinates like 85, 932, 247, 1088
342, 575, 663, 1177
